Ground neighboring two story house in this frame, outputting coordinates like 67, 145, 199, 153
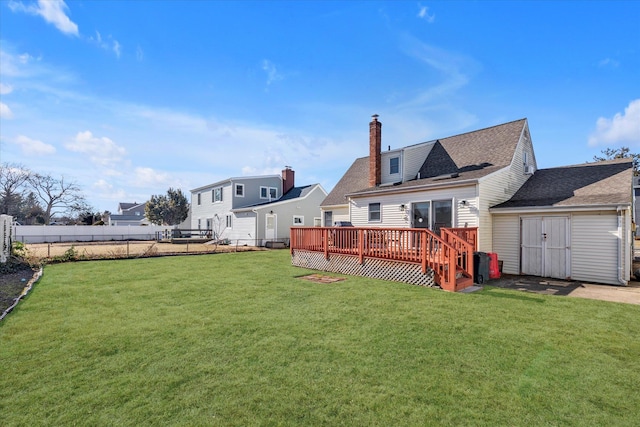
320, 116, 633, 285
108, 202, 150, 226
191, 167, 327, 246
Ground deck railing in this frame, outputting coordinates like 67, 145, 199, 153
290, 226, 476, 291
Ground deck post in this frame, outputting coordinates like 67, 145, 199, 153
322, 228, 328, 260
358, 229, 364, 264
421, 230, 427, 274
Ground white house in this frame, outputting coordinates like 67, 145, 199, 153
108, 202, 150, 226
319, 116, 633, 285
191, 168, 327, 246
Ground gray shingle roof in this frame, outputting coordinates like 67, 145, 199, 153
240, 185, 318, 209
492, 158, 633, 209
321, 157, 370, 206
322, 119, 527, 205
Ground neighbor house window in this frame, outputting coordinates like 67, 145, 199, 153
235, 184, 244, 197
293, 215, 304, 225
313, 217, 321, 227
197, 193, 201, 205
197, 218, 201, 229
390, 157, 399, 174
213, 187, 223, 202
226, 215, 232, 228
324, 211, 333, 227
368, 203, 381, 222
261, 186, 278, 200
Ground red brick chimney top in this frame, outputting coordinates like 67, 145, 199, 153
369, 115, 382, 187
282, 166, 295, 195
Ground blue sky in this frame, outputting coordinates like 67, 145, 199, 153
1, 0, 639, 213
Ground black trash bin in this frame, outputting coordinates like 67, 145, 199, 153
474, 252, 490, 284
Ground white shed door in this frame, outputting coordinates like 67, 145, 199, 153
521, 216, 570, 279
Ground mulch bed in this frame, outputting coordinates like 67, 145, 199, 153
0, 260, 39, 315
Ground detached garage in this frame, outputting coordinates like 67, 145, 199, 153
490, 159, 633, 286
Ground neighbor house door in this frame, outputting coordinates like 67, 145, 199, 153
521, 216, 570, 279
265, 214, 276, 241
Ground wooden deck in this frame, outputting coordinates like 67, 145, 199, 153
290, 226, 477, 292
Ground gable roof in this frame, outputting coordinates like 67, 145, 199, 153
321, 157, 370, 206
491, 158, 633, 210
233, 184, 325, 212
321, 118, 527, 205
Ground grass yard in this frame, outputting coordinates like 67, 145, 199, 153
1, 250, 639, 426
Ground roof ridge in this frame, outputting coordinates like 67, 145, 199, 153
439, 118, 527, 142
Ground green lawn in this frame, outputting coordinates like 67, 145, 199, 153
1, 251, 639, 426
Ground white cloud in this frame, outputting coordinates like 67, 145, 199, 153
134, 167, 171, 187
65, 131, 127, 167
598, 58, 619, 68
8, 0, 79, 36
113, 40, 121, 58
0, 83, 13, 95
262, 59, 283, 87
0, 102, 14, 119
588, 99, 640, 146
397, 34, 479, 110
417, 4, 435, 23
12, 135, 56, 155
136, 45, 144, 62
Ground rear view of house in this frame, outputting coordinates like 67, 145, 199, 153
292, 115, 633, 290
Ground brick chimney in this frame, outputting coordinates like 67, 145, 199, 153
369, 114, 382, 187
282, 166, 295, 195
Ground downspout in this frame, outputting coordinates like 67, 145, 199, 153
617, 207, 627, 286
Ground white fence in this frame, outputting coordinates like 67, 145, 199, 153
1, 215, 12, 263
13, 225, 175, 244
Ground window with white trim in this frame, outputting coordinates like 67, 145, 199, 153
260, 186, 268, 199
213, 187, 223, 202
293, 215, 304, 225
235, 183, 244, 197
390, 157, 399, 174
368, 203, 381, 222
197, 193, 201, 205
269, 188, 278, 199
226, 214, 232, 228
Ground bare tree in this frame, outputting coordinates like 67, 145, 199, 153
0, 163, 31, 216
28, 173, 87, 224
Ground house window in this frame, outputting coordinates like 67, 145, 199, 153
313, 217, 321, 227
368, 203, 381, 222
197, 218, 201, 229
197, 193, 201, 205
293, 215, 304, 225
324, 211, 333, 227
226, 215, 232, 228
213, 187, 223, 202
390, 157, 399, 174
260, 186, 278, 199
235, 183, 244, 197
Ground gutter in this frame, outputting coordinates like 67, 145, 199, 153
346, 179, 478, 198
490, 203, 631, 215
617, 206, 627, 286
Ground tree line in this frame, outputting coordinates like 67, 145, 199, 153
1, 162, 189, 226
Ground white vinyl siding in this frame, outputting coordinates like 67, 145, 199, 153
380, 151, 403, 184
492, 214, 520, 274
322, 206, 349, 226
571, 212, 620, 285
403, 142, 435, 182
349, 185, 477, 228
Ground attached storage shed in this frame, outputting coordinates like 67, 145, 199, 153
490, 159, 633, 286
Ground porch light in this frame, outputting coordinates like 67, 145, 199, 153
459, 200, 468, 207
399, 204, 406, 211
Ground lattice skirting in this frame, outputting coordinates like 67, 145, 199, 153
292, 250, 436, 287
